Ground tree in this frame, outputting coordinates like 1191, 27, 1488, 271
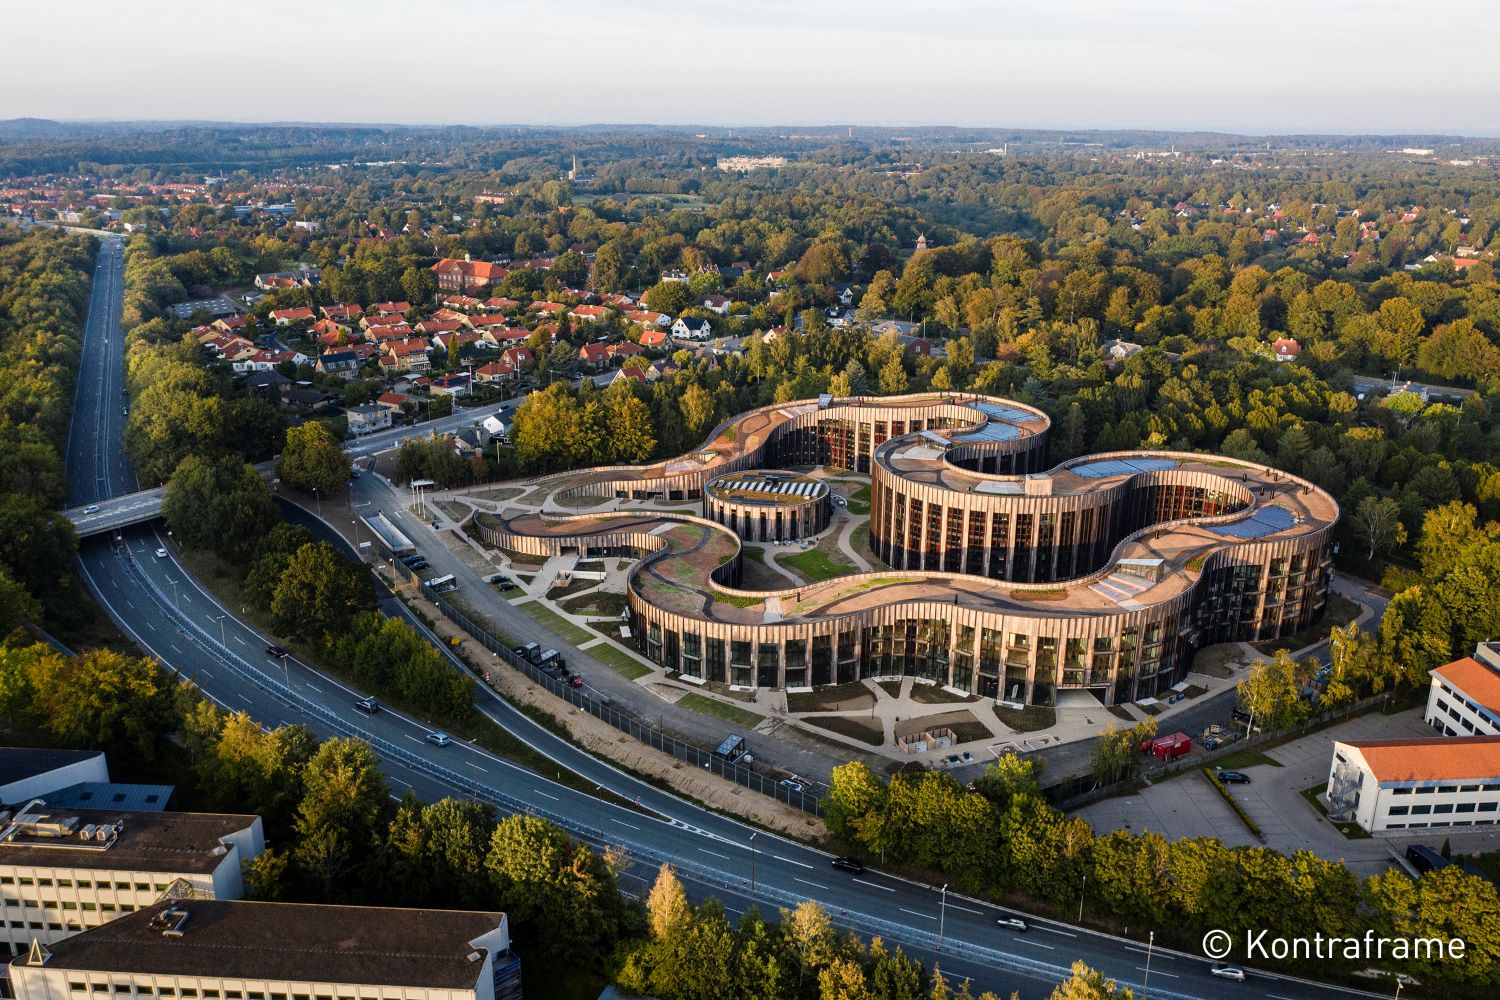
486, 814, 625, 959
270, 542, 374, 640
36, 648, 181, 761
1352, 495, 1406, 560
877, 357, 909, 395
277, 421, 352, 497
605, 386, 656, 462
162, 454, 277, 560
292, 737, 390, 898
1236, 650, 1309, 731
643, 280, 692, 317
1048, 962, 1135, 998
0, 567, 41, 642
1090, 719, 1154, 787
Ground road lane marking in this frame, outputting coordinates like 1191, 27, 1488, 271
698, 848, 731, 861
533, 790, 559, 801
793, 877, 828, 890
946, 902, 984, 916
610, 818, 640, 831
305, 683, 321, 693
853, 878, 895, 892
1126, 946, 1173, 960
1135, 967, 1177, 979
405, 735, 426, 746
773, 855, 813, 869
1011, 937, 1053, 949
898, 907, 936, 921
234, 636, 246, 646
1034, 926, 1077, 938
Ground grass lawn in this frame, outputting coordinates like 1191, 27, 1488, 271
1252, 595, 1362, 655
1211, 749, 1284, 770
712, 591, 764, 608
846, 483, 872, 515
676, 692, 763, 729
992, 703, 1056, 732
803, 714, 885, 746
587, 641, 652, 680
786, 681, 875, 713
909, 683, 976, 705
876, 680, 903, 698
559, 591, 628, 618
780, 546, 854, 582
512, 599, 593, 645
1107, 705, 1136, 722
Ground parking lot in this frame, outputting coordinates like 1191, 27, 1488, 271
1075, 708, 1500, 876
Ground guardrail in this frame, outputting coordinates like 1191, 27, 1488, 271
388, 560, 827, 816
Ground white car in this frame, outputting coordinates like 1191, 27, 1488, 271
995, 916, 1028, 931
83, 505, 100, 515
1209, 964, 1246, 981
154, 548, 168, 559
425, 731, 451, 747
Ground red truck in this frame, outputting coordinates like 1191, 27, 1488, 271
1142, 731, 1192, 761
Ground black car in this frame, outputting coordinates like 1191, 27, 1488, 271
354, 696, 379, 715
830, 857, 865, 874
1217, 769, 1251, 784
401, 554, 425, 567
407, 558, 428, 570
264, 645, 287, 659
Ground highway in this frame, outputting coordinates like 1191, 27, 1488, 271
60, 238, 1383, 1000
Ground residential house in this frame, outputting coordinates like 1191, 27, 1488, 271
701, 294, 731, 315
416, 319, 465, 336
824, 307, 852, 328
211, 315, 248, 334
283, 386, 329, 412
835, 285, 856, 306
253, 266, 320, 290
376, 390, 414, 416
464, 313, 512, 331
640, 329, 669, 349
481, 413, 510, 440
368, 301, 411, 316
316, 350, 363, 380
501, 346, 533, 368
570, 304, 610, 324
450, 427, 486, 459
366, 324, 415, 343
625, 309, 670, 327
362, 312, 409, 331
1102, 339, 1145, 361
1272, 337, 1301, 362
379, 340, 431, 373
267, 308, 313, 328
345, 403, 392, 436
611, 365, 647, 387
482, 327, 531, 348
439, 294, 484, 312
321, 303, 363, 322
429, 373, 471, 397
474, 360, 515, 383
532, 302, 566, 317
309, 318, 351, 344
430, 330, 485, 353
578, 342, 611, 368
660, 269, 690, 283
483, 296, 520, 312
672, 316, 712, 340
430, 256, 509, 292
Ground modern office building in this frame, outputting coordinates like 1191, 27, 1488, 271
9, 900, 521, 1000
0, 751, 108, 805
474, 393, 1338, 705
0, 800, 264, 955
1425, 643, 1500, 737
1326, 736, 1500, 833
704, 470, 830, 542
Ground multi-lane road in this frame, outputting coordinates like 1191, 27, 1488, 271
60, 236, 1384, 1000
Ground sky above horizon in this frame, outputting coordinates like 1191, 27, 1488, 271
7, 0, 1499, 135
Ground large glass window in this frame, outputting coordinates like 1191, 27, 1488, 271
730, 640, 753, 687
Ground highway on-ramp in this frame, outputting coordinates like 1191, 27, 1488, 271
60, 238, 1379, 1000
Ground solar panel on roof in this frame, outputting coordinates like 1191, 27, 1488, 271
1071, 457, 1178, 478
1208, 504, 1297, 539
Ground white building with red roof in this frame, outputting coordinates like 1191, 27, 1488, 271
1426, 645, 1500, 737
1327, 735, 1500, 833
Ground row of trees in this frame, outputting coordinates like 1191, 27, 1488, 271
823, 757, 1500, 989
0, 229, 94, 628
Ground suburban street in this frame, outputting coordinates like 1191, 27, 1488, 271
60, 235, 1391, 1000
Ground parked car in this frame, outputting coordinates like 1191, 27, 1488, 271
401, 554, 425, 567
1209, 963, 1246, 981
264, 645, 287, 659
995, 916, 1028, 931
425, 731, 451, 747
778, 778, 805, 793
568, 673, 584, 688
407, 558, 428, 570
1217, 769, 1251, 785
830, 857, 865, 874
354, 696, 379, 715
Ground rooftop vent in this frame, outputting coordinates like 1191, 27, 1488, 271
467, 950, 483, 963
148, 907, 190, 938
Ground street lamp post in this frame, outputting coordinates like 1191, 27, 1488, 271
1142, 930, 1155, 999
212, 614, 226, 648
937, 883, 948, 953
164, 576, 179, 612
1078, 871, 1087, 923
749, 832, 758, 891
314, 486, 321, 518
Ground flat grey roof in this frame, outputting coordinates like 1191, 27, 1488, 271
0, 748, 101, 789
0, 807, 254, 874
24, 900, 507, 989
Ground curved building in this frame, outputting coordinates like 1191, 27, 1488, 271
705, 470, 831, 542
472, 394, 1338, 707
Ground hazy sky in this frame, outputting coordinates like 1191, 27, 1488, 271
6, 0, 1498, 134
